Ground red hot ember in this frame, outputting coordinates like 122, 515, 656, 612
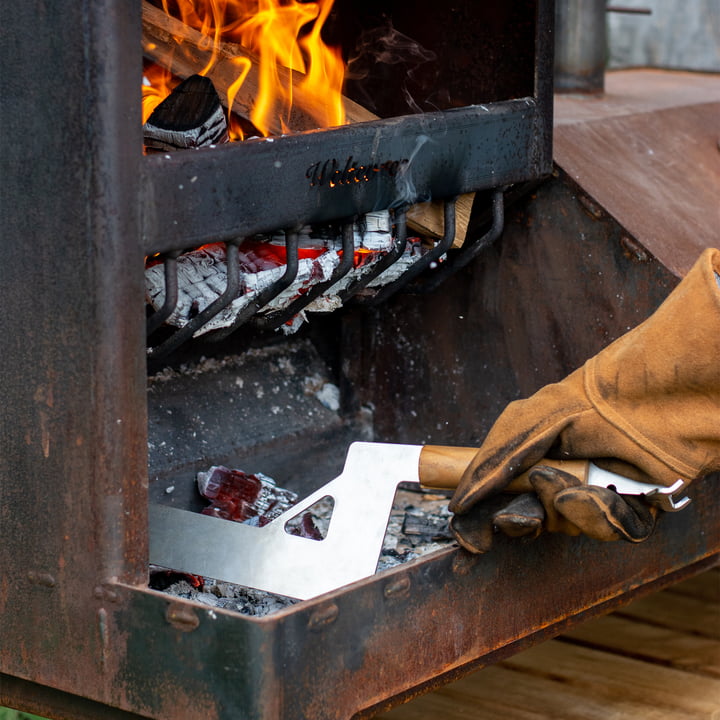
197, 465, 324, 539
198, 466, 297, 524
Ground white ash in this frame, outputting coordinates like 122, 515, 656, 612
366, 241, 427, 288
160, 578, 299, 616
314, 383, 340, 411
146, 210, 427, 335
302, 373, 340, 411
148, 339, 309, 384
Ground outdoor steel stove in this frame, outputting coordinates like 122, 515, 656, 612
1, 2, 719, 720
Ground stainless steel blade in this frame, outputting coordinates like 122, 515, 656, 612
149, 443, 423, 600
586, 463, 690, 511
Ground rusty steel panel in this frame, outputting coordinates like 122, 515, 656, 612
5, 478, 717, 720
5, 0, 717, 717
0, 0, 148, 708
346, 168, 680, 447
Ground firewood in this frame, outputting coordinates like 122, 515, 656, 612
142, 1, 366, 135
141, 0, 474, 245
407, 194, 475, 249
144, 74, 228, 151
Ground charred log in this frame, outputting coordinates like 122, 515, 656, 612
144, 74, 228, 151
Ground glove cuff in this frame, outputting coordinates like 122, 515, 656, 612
584, 248, 720, 483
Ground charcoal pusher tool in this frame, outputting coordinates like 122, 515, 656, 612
149, 443, 691, 601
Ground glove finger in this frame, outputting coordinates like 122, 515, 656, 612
449, 495, 516, 554
554, 486, 658, 542
528, 466, 583, 535
449, 370, 593, 515
492, 493, 545, 539
449, 414, 578, 513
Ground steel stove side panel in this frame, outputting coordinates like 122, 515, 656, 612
0, 0, 148, 708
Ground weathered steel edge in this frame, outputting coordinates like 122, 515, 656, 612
140, 100, 549, 255
353, 551, 720, 719
4, 475, 716, 720
0, 0, 147, 713
5, 555, 715, 720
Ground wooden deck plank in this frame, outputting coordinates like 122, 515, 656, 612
376, 570, 720, 720
613, 589, 720, 639
500, 640, 720, 717
561, 613, 720, 678
664, 569, 720, 604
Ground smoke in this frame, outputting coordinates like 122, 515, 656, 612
346, 18, 437, 114
392, 134, 432, 207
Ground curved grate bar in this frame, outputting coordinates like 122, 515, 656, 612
364, 198, 457, 306
338, 210, 409, 305
146, 250, 181, 337
206, 231, 301, 342
254, 222, 356, 332
148, 240, 241, 361
417, 187, 505, 294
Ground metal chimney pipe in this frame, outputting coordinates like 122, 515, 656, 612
554, 0, 607, 93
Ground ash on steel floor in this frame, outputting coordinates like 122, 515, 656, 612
377, 567, 720, 720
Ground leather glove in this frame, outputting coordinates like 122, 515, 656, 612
449, 247, 720, 548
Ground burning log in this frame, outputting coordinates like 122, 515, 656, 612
141, 1, 354, 135
143, 74, 228, 151
407, 195, 475, 249
141, 0, 474, 245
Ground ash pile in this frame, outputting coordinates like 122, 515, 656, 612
151, 464, 455, 616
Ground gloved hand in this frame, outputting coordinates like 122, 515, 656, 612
449, 247, 720, 550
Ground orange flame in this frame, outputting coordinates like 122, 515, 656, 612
143, 0, 346, 139
142, 63, 178, 123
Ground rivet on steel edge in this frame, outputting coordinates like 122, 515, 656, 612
308, 603, 339, 631
619, 235, 649, 263
578, 194, 602, 219
165, 602, 200, 632
94, 585, 120, 602
27, 570, 56, 588
383, 576, 411, 599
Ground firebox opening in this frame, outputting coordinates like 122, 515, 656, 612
328, 0, 539, 116
143, 0, 538, 139
142, 0, 549, 610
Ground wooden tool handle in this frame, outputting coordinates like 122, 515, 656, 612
418, 445, 590, 493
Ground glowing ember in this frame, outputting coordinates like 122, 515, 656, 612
142, 0, 346, 138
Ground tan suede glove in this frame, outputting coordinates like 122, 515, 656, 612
449, 247, 720, 547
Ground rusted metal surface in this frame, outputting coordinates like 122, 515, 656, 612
4, 480, 717, 720
554, 71, 720, 277
0, 0, 148, 707
3, 0, 717, 718
346, 168, 679, 446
